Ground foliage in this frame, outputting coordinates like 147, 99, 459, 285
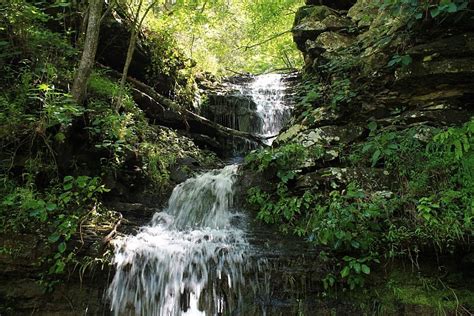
0, 1, 219, 290
144, 0, 304, 74
1, 175, 108, 279
246, 143, 308, 178
381, 0, 470, 20
145, 29, 198, 106
247, 121, 474, 289
387, 54, 412, 68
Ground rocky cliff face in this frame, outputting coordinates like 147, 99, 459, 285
240, 0, 474, 312
279, 0, 474, 187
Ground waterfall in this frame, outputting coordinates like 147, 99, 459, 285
108, 74, 292, 315
239, 73, 291, 144
108, 165, 249, 315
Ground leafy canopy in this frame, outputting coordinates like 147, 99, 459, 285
142, 0, 304, 74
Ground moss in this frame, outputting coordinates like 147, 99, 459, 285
88, 71, 121, 99
347, 268, 474, 314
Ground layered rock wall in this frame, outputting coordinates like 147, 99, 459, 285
280, 0, 474, 187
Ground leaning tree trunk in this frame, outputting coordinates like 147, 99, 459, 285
71, 0, 103, 104
119, 27, 138, 90
117, 0, 159, 107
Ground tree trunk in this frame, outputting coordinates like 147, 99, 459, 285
120, 27, 138, 89
119, 0, 158, 93
71, 0, 103, 104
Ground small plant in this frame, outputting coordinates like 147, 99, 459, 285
1, 175, 109, 279
381, 0, 470, 21
387, 54, 412, 68
340, 255, 377, 290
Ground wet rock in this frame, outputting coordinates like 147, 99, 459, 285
396, 58, 474, 85
322, 14, 354, 30
106, 202, 160, 229
170, 157, 200, 183
186, 133, 222, 153
347, 0, 376, 27
297, 125, 365, 147
202, 94, 262, 133
276, 124, 308, 144
407, 33, 474, 59
296, 167, 353, 190
379, 108, 473, 127
303, 106, 344, 126
293, 21, 328, 52
295, 167, 394, 190
97, 15, 180, 97
293, 6, 353, 53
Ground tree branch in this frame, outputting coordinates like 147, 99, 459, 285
239, 30, 291, 51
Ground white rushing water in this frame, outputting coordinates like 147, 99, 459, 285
244, 73, 291, 144
108, 165, 249, 316
108, 74, 292, 315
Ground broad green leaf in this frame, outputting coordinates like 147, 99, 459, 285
341, 266, 350, 278
58, 242, 67, 253
430, 7, 441, 18
368, 121, 377, 132
401, 55, 412, 66
48, 233, 60, 243
447, 3, 458, 12
46, 203, 57, 211
361, 264, 371, 275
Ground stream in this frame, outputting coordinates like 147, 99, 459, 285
108, 74, 291, 315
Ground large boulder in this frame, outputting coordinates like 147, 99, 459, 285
97, 13, 192, 100
293, 5, 354, 53
293, 5, 334, 51
307, 31, 355, 55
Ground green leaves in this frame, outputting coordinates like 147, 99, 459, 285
339, 256, 376, 289
246, 143, 307, 175
430, 0, 468, 18
359, 129, 400, 167
58, 242, 67, 254
387, 54, 412, 68
383, 0, 469, 22
48, 233, 61, 243
63, 176, 74, 190
361, 264, 371, 275
341, 266, 351, 278
433, 119, 473, 160
1, 174, 108, 281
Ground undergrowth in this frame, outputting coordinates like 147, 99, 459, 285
0, 1, 217, 289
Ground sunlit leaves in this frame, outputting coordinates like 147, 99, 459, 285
144, 0, 304, 74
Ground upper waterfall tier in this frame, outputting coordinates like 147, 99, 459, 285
202, 73, 294, 149
241, 74, 292, 144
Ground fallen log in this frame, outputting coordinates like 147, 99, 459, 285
98, 64, 267, 148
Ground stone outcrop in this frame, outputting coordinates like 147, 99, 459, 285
97, 10, 195, 105
237, 2, 474, 312
285, 0, 474, 163
293, 5, 354, 52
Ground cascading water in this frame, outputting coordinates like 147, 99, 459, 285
108, 73, 291, 315
108, 165, 249, 315
240, 74, 291, 144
